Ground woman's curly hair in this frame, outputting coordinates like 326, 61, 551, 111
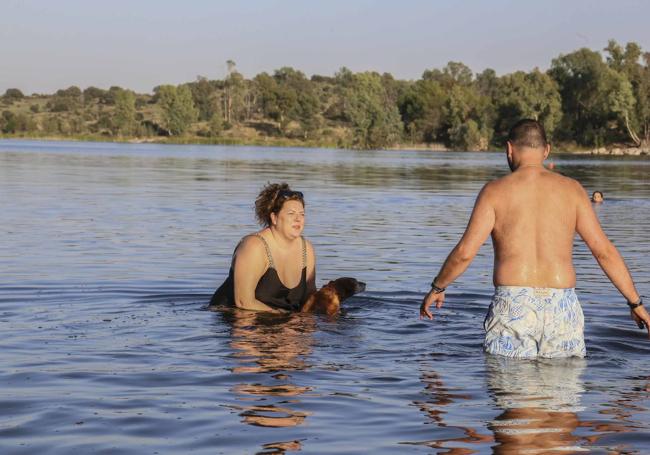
254, 182, 305, 227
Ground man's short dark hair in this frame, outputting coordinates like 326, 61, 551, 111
507, 119, 548, 149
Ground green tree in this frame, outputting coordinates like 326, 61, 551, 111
271, 69, 300, 131
475, 69, 499, 98
1, 111, 36, 134
446, 85, 479, 149
550, 48, 624, 146
423, 61, 473, 88
254, 72, 281, 120
188, 76, 217, 121
398, 79, 446, 143
273, 67, 321, 137
56, 86, 82, 99
209, 109, 224, 137
112, 89, 137, 135
83, 86, 107, 105
157, 85, 198, 135
605, 40, 650, 146
442, 83, 492, 150
3, 88, 24, 101
493, 69, 562, 143
449, 119, 483, 151
222, 61, 247, 124
638, 53, 650, 145
253, 68, 321, 136
607, 71, 638, 145
420, 62, 494, 150
343, 72, 403, 149
1, 111, 16, 133
50, 85, 83, 112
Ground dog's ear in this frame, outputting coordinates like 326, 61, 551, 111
324, 297, 339, 316
300, 293, 316, 313
333, 278, 359, 299
317, 287, 340, 315
310, 287, 341, 315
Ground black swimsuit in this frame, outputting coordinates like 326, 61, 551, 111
210, 235, 309, 311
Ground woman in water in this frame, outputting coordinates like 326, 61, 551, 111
210, 183, 316, 312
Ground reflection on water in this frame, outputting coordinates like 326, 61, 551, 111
219, 309, 315, 432
407, 353, 650, 455
411, 367, 493, 453
486, 356, 586, 412
1, 141, 650, 453
486, 356, 587, 453
581, 374, 650, 453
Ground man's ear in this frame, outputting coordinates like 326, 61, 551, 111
543, 144, 551, 160
506, 141, 514, 160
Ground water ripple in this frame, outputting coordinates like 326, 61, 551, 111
1, 142, 649, 453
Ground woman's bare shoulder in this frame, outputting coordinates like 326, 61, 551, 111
302, 236, 315, 252
235, 233, 267, 256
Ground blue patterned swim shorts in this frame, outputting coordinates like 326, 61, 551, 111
484, 286, 586, 359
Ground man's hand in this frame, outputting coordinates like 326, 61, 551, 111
420, 290, 445, 320
631, 305, 650, 338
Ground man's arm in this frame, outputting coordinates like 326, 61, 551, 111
420, 184, 496, 319
575, 184, 650, 336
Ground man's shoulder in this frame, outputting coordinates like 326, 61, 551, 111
485, 171, 585, 199
483, 175, 512, 192
491, 170, 582, 187
546, 171, 584, 192
476, 178, 505, 205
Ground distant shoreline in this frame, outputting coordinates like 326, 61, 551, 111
3, 41, 649, 153
569, 146, 650, 156
2, 133, 649, 156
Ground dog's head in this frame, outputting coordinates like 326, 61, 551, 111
326, 277, 366, 301
301, 277, 366, 316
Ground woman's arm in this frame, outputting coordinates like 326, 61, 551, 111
305, 239, 317, 295
232, 236, 279, 312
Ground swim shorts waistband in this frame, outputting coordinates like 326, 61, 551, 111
494, 286, 575, 298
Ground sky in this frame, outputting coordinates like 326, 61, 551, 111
1, 0, 649, 94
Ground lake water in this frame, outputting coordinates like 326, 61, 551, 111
1, 140, 649, 454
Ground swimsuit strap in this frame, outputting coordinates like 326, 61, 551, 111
301, 236, 307, 269
254, 234, 275, 269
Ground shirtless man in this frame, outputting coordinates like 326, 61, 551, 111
420, 119, 650, 358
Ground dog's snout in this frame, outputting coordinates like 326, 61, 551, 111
356, 281, 366, 293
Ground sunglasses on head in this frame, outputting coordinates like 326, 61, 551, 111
277, 189, 304, 200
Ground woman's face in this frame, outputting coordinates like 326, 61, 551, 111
272, 199, 305, 239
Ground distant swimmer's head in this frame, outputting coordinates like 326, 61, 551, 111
506, 119, 551, 171
591, 191, 604, 203
255, 182, 305, 230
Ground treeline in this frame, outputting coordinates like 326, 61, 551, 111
1, 40, 649, 150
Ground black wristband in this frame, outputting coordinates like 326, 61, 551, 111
430, 277, 446, 294
628, 297, 643, 309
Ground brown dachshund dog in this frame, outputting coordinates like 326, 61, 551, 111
301, 277, 366, 316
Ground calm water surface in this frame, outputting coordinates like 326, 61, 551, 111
1, 140, 649, 454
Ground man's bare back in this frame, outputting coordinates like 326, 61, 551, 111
487, 166, 580, 288
420, 119, 650, 350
